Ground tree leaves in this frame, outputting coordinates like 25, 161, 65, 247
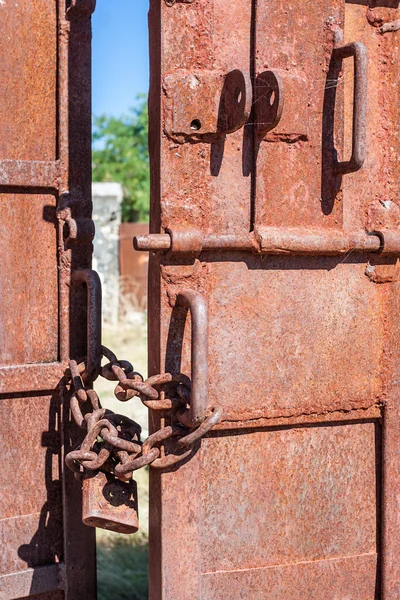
92, 96, 150, 222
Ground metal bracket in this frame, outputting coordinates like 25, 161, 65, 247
255, 70, 309, 142
163, 69, 251, 141
64, 216, 95, 245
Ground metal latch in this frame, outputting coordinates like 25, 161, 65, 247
65, 271, 221, 533
164, 69, 252, 141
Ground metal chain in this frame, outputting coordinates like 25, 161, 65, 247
65, 345, 222, 480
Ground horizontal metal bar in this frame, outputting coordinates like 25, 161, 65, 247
133, 228, 400, 255
0, 362, 65, 394
0, 564, 63, 600
134, 233, 171, 251
257, 227, 381, 255
0, 160, 60, 189
134, 232, 260, 252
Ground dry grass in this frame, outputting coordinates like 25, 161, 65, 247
97, 468, 149, 600
98, 317, 148, 435
97, 315, 149, 600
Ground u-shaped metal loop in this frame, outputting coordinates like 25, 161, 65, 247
333, 41, 368, 175
176, 289, 209, 427
71, 269, 102, 383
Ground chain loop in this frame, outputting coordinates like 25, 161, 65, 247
65, 346, 222, 482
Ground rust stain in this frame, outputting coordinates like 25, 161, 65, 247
0, 0, 96, 597
146, 0, 400, 597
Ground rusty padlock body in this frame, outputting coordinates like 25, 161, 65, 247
82, 470, 139, 534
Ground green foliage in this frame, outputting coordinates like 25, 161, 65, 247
97, 535, 148, 600
92, 97, 150, 222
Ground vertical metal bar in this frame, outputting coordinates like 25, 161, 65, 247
60, 1, 97, 599
71, 269, 102, 383
333, 42, 368, 175
382, 394, 400, 599
176, 289, 209, 427
57, 0, 70, 366
148, 0, 164, 593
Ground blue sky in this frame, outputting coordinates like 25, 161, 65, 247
92, 0, 150, 117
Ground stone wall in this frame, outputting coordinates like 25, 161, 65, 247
92, 182, 123, 325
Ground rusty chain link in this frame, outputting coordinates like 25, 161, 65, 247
65, 345, 222, 481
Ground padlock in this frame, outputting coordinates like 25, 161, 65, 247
82, 470, 139, 534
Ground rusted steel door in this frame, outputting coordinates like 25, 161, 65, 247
143, 0, 400, 598
0, 2, 96, 599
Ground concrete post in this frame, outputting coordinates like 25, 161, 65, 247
92, 182, 123, 325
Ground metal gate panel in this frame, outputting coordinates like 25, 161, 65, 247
155, 257, 384, 421
147, 0, 400, 597
201, 424, 377, 568
0, 0, 57, 162
0, 2, 97, 599
254, 0, 345, 228
151, 419, 380, 599
0, 195, 58, 366
201, 424, 377, 599
155, 0, 253, 238
343, 1, 400, 235
206, 259, 383, 420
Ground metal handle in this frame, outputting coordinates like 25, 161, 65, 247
71, 269, 102, 383
176, 289, 208, 427
333, 42, 368, 175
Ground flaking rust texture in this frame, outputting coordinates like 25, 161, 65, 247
159, 0, 252, 238
0, 1, 96, 599
255, 0, 346, 229
148, 0, 400, 598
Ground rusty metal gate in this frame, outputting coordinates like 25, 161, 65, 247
3, 1, 400, 599
0, 1, 97, 599
134, 0, 400, 598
